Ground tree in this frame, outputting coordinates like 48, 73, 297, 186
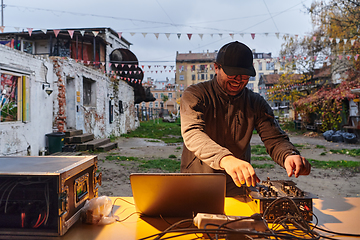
276, 0, 360, 131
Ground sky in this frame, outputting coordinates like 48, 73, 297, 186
1, 0, 315, 81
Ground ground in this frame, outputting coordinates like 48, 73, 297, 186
95, 132, 360, 198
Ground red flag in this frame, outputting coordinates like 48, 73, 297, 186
187, 33, 192, 40
27, 28, 33, 36
53, 29, 61, 37
251, 33, 255, 39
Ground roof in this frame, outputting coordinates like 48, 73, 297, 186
313, 65, 331, 79
176, 51, 217, 62
0, 27, 132, 46
261, 74, 280, 85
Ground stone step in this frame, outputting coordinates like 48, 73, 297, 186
77, 138, 111, 151
64, 129, 83, 137
97, 142, 118, 152
72, 133, 95, 143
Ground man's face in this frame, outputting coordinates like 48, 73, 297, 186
214, 64, 250, 96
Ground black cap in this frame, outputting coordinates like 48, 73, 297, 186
216, 41, 256, 77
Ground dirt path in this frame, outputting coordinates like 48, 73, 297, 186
96, 133, 360, 198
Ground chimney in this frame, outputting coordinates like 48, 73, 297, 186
189, 50, 192, 53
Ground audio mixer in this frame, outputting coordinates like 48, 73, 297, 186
246, 178, 317, 222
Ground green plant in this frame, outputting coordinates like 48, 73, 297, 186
168, 154, 177, 158
1, 101, 17, 121
316, 145, 326, 149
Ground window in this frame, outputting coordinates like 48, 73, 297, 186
141, 102, 146, 107
149, 102, 153, 108
210, 74, 214, 79
266, 62, 275, 70
200, 65, 206, 72
154, 93, 158, 99
179, 75, 184, 81
180, 85, 184, 91
155, 101, 158, 108
258, 62, 263, 71
83, 78, 96, 106
168, 93, 172, 99
191, 65, 195, 71
119, 100, 123, 114
22, 41, 34, 54
1, 72, 30, 122
249, 76, 255, 81
0, 72, 30, 122
247, 83, 254, 90
192, 75, 195, 80
201, 74, 205, 80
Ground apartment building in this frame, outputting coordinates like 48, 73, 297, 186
175, 49, 284, 97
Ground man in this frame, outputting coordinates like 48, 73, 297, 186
180, 41, 311, 196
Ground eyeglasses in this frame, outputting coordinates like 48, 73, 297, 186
217, 64, 250, 81
227, 75, 250, 81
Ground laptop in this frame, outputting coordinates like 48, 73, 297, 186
130, 173, 226, 217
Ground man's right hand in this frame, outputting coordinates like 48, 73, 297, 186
220, 155, 260, 187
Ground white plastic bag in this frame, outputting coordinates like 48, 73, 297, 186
81, 196, 119, 225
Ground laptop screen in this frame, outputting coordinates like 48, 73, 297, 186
130, 173, 226, 217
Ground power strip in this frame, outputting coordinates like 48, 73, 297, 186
193, 213, 268, 232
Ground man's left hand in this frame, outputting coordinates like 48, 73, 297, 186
284, 155, 311, 178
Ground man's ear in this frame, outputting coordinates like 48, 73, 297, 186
214, 63, 220, 74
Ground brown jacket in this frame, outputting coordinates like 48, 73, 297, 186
180, 76, 299, 196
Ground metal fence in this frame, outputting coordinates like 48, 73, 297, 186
135, 106, 170, 121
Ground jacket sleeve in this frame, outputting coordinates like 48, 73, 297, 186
254, 97, 300, 168
180, 87, 232, 170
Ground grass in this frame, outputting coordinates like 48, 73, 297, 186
121, 119, 183, 144
251, 145, 268, 155
308, 159, 360, 172
105, 155, 180, 172
251, 156, 272, 161
316, 145, 326, 149
329, 149, 360, 157
252, 163, 274, 169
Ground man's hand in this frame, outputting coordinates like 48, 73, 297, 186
220, 155, 260, 187
284, 155, 311, 178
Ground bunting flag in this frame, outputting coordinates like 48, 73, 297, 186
165, 33, 170, 40
92, 31, 99, 37
41, 29, 47, 34
27, 28, 33, 36
68, 30, 74, 39
199, 33, 204, 40
154, 33, 159, 39
0, 26, 4, 33
177, 33, 181, 39
14, 27, 20, 32
117, 32, 122, 39
187, 33, 192, 40
80, 30, 85, 36
229, 33, 234, 39
251, 33, 255, 39
53, 29, 61, 37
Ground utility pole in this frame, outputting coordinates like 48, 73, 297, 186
1, 0, 4, 26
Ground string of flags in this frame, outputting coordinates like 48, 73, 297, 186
0, 26, 359, 44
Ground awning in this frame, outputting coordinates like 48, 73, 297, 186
110, 48, 155, 104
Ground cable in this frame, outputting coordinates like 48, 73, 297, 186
312, 225, 360, 237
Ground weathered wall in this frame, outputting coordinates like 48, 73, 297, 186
0, 44, 54, 156
50, 58, 138, 138
1, 45, 138, 156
